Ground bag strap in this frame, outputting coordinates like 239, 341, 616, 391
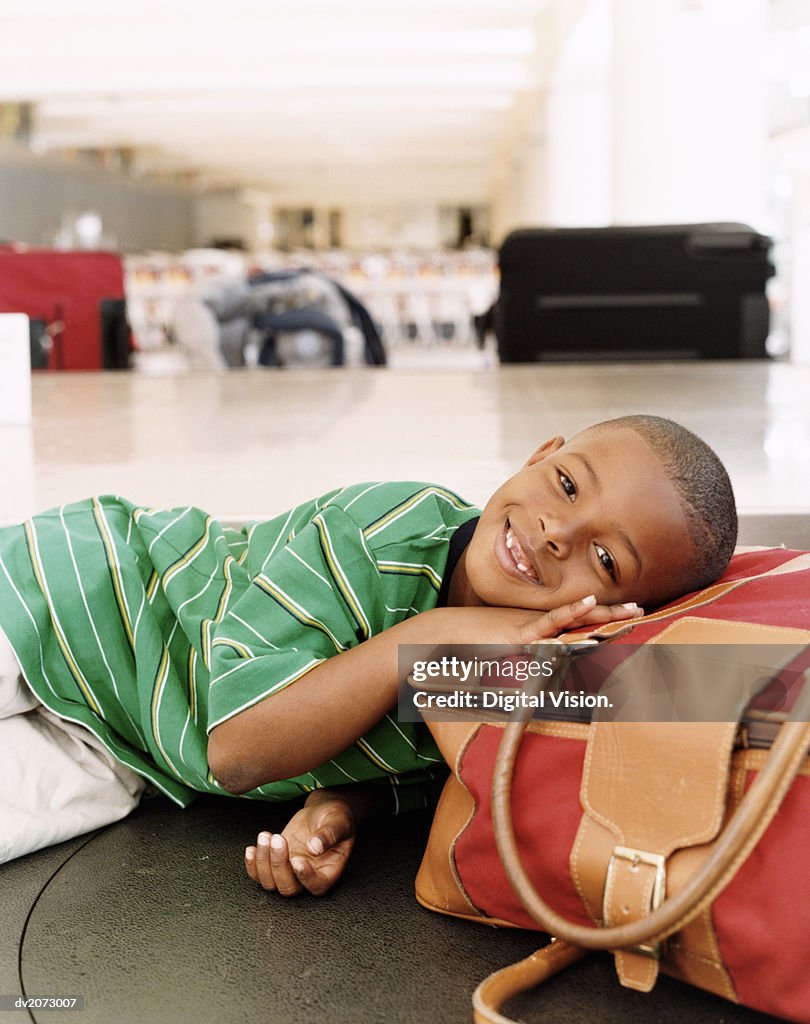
491, 669, 810, 951
472, 941, 586, 1024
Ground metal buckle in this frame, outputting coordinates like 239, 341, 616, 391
604, 846, 667, 959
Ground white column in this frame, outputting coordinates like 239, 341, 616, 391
546, 0, 612, 226
0, 314, 34, 522
490, 119, 549, 246
516, 121, 550, 228
490, 159, 524, 247
789, 172, 810, 363
611, 0, 769, 227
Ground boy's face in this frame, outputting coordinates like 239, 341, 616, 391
459, 426, 695, 612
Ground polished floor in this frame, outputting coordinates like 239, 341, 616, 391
1, 354, 804, 1024
3, 357, 810, 531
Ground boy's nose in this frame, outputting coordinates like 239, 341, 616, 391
540, 514, 578, 559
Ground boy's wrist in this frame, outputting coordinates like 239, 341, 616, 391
305, 785, 379, 824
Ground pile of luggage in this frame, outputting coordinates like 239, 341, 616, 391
170, 268, 386, 370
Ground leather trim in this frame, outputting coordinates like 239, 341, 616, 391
414, 771, 482, 919
734, 748, 810, 776
575, 690, 738, 991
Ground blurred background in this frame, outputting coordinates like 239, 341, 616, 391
1, 0, 809, 527
1, 0, 809, 363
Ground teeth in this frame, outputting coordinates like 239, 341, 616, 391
505, 524, 538, 581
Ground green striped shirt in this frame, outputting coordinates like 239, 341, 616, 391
0, 482, 479, 810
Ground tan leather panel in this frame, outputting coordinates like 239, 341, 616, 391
414, 773, 481, 918
570, 814, 613, 924
582, 721, 735, 853
665, 927, 739, 1003
650, 617, 810, 646
605, 857, 661, 991
423, 719, 481, 769
575, 707, 738, 992
664, 844, 737, 1001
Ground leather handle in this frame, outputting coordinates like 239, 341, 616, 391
472, 941, 586, 1024
491, 669, 810, 951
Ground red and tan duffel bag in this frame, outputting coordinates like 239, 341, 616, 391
414, 547, 810, 1023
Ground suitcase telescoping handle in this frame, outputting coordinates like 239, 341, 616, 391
489, 669, 810, 952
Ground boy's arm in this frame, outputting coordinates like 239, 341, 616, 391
208, 596, 638, 794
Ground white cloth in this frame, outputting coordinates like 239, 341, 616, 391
0, 629, 146, 864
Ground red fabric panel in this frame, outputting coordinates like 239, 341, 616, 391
714, 548, 802, 582
0, 248, 125, 370
628, 549, 810, 642
455, 727, 591, 931
562, 549, 810, 701
713, 774, 810, 1023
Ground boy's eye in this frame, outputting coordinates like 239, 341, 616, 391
558, 472, 576, 501
595, 544, 617, 581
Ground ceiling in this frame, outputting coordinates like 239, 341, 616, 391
0, 0, 586, 206
3, 1, 808, 208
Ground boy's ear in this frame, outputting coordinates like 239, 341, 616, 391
525, 435, 565, 467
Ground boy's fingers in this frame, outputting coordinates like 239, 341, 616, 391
253, 832, 277, 891
542, 595, 597, 631
306, 820, 347, 855
608, 602, 643, 618
290, 856, 324, 896
306, 833, 327, 856
536, 597, 644, 639
292, 856, 340, 898
269, 833, 302, 897
564, 594, 598, 620
244, 845, 258, 882
579, 602, 644, 624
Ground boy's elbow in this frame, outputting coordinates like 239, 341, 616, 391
207, 723, 290, 794
207, 727, 256, 795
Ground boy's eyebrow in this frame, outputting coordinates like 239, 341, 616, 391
570, 453, 599, 489
619, 530, 643, 578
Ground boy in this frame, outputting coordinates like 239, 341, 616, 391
0, 415, 736, 876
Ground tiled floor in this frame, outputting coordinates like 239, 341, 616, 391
3, 357, 810, 529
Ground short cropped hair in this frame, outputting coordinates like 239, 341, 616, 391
587, 415, 738, 597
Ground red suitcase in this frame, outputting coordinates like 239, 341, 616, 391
0, 247, 129, 370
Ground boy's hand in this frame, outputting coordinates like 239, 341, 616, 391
529, 594, 643, 640
244, 790, 356, 897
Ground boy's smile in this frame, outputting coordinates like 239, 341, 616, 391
452, 426, 696, 612
501, 521, 541, 583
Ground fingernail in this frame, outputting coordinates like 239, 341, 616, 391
307, 837, 324, 855
621, 602, 638, 611
245, 846, 255, 860
258, 832, 271, 847
290, 857, 306, 875
270, 834, 284, 851
581, 595, 596, 607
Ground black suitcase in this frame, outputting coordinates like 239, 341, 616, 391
495, 223, 775, 362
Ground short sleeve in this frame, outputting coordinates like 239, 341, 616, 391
207, 502, 384, 732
